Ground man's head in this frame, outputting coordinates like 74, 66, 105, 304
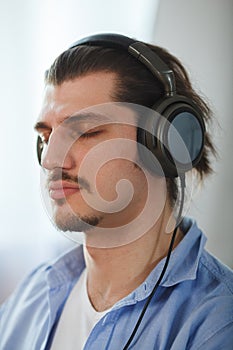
35, 34, 215, 241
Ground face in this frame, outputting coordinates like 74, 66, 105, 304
35, 72, 158, 238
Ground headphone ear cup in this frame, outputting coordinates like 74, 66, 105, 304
37, 136, 43, 166
137, 97, 205, 178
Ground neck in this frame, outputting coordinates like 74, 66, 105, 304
83, 205, 183, 311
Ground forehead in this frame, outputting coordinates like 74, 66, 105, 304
37, 72, 117, 127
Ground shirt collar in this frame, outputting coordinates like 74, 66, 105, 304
131, 217, 207, 303
45, 217, 206, 304
161, 217, 207, 286
115, 217, 207, 306
46, 245, 85, 290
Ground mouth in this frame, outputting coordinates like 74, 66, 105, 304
48, 181, 80, 200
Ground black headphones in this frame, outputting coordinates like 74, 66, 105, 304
37, 33, 205, 178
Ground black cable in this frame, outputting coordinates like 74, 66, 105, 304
122, 174, 186, 350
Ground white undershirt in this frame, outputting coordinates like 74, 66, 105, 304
50, 268, 110, 350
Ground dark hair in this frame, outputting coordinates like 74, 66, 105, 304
45, 43, 216, 206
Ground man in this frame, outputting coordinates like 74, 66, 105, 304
0, 34, 232, 349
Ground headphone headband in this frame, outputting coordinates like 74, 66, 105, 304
69, 33, 176, 95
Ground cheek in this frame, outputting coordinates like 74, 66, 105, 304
76, 135, 140, 198
70, 144, 93, 176
95, 161, 120, 201
94, 159, 146, 202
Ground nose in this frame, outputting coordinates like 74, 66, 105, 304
41, 129, 74, 170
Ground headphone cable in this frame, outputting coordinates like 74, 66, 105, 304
122, 174, 186, 350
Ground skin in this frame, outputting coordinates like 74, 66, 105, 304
35, 72, 183, 311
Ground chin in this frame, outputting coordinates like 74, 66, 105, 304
54, 210, 103, 233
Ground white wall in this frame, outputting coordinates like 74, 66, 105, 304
153, 0, 233, 267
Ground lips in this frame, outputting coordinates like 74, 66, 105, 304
48, 181, 80, 200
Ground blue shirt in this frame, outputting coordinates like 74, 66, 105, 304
0, 217, 233, 350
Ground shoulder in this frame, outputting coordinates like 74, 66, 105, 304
169, 218, 233, 349
204, 248, 233, 288
0, 245, 84, 348
1, 245, 84, 311
186, 250, 233, 349
0, 261, 50, 348
198, 249, 233, 296
0, 261, 50, 319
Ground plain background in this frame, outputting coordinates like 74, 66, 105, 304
0, 0, 232, 303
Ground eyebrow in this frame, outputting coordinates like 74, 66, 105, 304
34, 121, 51, 132
63, 112, 112, 126
34, 112, 111, 132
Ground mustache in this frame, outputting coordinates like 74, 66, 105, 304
46, 169, 91, 192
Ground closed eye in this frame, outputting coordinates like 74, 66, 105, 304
68, 128, 103, 140
80, 130, 102, 139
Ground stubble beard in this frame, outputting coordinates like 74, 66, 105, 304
53, 198, 103, 232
